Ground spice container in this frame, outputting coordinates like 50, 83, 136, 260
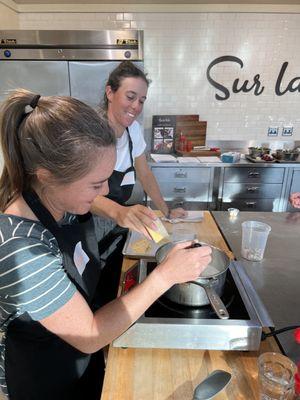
186, 140, 193, 152
178, 132, 187, 152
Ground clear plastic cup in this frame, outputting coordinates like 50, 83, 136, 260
241, 221, 271, 261
258, 352, 297, 400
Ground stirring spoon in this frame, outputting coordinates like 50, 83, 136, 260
193, 370, 232, 400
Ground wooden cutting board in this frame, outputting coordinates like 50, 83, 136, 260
174, 116, 207, 151
175, 116, 221, 156
177, 149, 221, 157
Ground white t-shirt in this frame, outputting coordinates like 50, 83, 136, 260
114, 120, 146, 172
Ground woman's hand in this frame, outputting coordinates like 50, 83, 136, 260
290, 192, 300, 209
116, 204, 158, 240
169, 207, 188, 219
155, 241, 212, 288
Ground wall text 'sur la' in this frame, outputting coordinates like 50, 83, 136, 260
206, 55, 300, 100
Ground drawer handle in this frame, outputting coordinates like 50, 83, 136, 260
248, 171, 260, 178
245, 201, 257, 208
246, 186, 260, 192
175, 172, 187, 178
174, 187, 186, 193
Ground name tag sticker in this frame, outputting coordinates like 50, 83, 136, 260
73, 241, 89, 275
120, 170, 135, 186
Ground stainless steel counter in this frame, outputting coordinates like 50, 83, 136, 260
148, 159, 300, 167
212, 211, 300, 363
147, 160, 300, 213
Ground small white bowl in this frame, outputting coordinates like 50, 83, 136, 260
228, 208, 239, 218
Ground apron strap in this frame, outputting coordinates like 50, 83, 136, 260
22, 190, 60, 234
126, 127, 134, 169
23, 190, 91, 238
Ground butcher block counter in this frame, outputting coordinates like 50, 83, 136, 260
101, 212, 280, 400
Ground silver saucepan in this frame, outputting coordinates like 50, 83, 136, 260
155, 241, 231, 319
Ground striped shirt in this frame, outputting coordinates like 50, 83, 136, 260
0, 214, 76, 398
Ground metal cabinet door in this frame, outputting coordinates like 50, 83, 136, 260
222, 183, 282, 200
151, 167, 211, 183
69, 61, 144, 108
149, 199, 208, 211
159, 182, 210, 201
221, 199, 278, 211
224, 167, 285, 183
149, 165, 212, 210
0, 60, 70, 101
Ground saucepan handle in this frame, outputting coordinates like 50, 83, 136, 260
191, 281, 229, 320
204, 285, 229, 320
185, 242, 202, 249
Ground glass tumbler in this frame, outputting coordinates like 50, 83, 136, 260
258, 352, 297, 400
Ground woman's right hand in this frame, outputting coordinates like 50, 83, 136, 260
155, 241, 212, 288
290, 192, 300, 209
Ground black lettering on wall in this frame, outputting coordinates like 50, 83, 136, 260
207, 55, 242, 100
207, 55, 265, 100
275, 62, 300, 96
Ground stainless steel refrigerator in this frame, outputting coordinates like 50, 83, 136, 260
0, 30, 144, 107
0, 29, 145, 202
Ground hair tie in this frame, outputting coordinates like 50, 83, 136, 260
30, 94, 41, 109
24, 94, 41, 114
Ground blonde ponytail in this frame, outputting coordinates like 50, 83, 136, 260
0, 88, 115, 212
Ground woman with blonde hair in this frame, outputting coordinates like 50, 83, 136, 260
0, 89, 211, 399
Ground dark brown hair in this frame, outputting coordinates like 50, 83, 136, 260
0, 88, 115, 211
103, 61, 150, 109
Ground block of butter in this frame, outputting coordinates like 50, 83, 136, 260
146, 217, 170, 244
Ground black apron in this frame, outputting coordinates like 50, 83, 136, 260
5, 191, 104, 400
106, 127, 136, 205
95, 127, 135, 306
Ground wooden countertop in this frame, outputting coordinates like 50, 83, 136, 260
101, 211, 280, 400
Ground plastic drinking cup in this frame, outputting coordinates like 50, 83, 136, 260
258, 352, 297, 400
241, 221, 271, 261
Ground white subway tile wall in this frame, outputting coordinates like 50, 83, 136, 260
0, 4, 19, 29
18, 12, 300, 143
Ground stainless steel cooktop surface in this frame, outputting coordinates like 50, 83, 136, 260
113, 259, 273, 351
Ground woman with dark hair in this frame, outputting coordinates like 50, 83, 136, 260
0, 89, 211, 400
92, 61, 186, 236
91, 62, 188, 304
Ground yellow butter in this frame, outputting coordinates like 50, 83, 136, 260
146, 218, 169, 243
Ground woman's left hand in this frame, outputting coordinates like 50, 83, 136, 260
169, 208, 188, 219
116, 204, 157, 240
